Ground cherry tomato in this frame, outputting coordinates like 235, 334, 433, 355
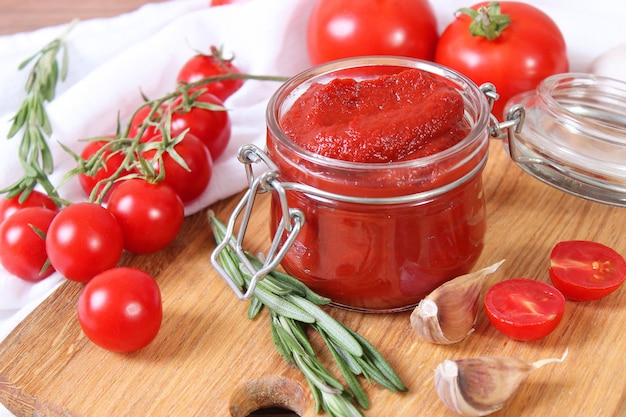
0, 190, 58, 224
306, 0, 439, 65
176, 46, 243, 101
549, 240, 626, 301
46, 203, 124, 282
78, 140, 132, 201
107, 179, 184, 255
143, 133, 213, 203
484, 278, 565, 341
435, 1, 569, 119
170, 92, 231, 160
77, 267, 162, 353
127, 105, 165, 141
0, 207, 57, 282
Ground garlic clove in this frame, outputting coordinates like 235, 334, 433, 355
410, 260, 505, 344
434, 350, 568, 416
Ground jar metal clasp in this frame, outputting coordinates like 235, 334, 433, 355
210, 144, 304, 300
479, 83, 543, 166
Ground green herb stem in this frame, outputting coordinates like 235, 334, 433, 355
208, 212, 406, 416
3, 19, 77, 201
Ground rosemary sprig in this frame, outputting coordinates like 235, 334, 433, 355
208, 212, 407, 416
3, 19, 78, 201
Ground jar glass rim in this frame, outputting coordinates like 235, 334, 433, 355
537, 72, 626, 141
266, 56, 491, 171
505, 72, 626, 207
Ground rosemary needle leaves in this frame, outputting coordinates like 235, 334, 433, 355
208, 212, 406, 416
4, 19, 78, 201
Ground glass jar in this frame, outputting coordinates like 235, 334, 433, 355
260, 57, 491, 313
503, 73, 626, 207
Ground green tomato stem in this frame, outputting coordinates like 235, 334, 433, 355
459, 1, 511, 41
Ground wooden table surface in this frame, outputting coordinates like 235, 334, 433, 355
1, 1, 625, 417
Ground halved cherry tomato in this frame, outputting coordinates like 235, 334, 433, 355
484, 278, 565, 341
549, 240, 626, 301
77, 267, 162, 353
0, 190, 58, 224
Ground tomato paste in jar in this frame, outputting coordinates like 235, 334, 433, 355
281, 69, 469, 163
266, 57, 491, 312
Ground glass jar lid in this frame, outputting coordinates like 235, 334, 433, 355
502, 73, 626, 207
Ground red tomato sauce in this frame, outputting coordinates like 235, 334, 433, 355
267, 64, 487, 312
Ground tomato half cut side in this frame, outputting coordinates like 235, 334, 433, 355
484, 278, 565, 341
549, 240, 626, 301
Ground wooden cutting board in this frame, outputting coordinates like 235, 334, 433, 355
1, 141, 625, 417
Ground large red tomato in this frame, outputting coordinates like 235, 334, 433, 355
435, 1, 568, 119
306, 0, 439, 65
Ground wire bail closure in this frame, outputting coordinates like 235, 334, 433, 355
210, 144, 304, 300
479, 83, 529, 163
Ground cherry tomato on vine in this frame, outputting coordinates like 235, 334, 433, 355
78, 140, 132, 201
77, 267, 162, 353
127, 105, 165, 141
549, 240, 626, 301
107, 179, 184, 255
0, 207, 57, 282
435, 1, 569, 119
0, 190, 58, 224
46, 202, 124, 282
170, 92, 231, 160
306, 0, 439, 65
176, 46, 243, 101
143, 133, 213, 203
484, 278, 565, 341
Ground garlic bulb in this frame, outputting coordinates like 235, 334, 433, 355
589, 43, 626, 83
410, 260, 505, 344
434, 350, 568, 416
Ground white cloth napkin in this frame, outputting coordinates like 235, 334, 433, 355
0, 0, 315, 342
0, 0, 623, 415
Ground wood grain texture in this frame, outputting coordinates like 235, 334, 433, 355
1, 2, 625, 416
0, 0, 166, 35
1, 140, 625, 417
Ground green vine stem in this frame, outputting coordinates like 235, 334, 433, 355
60, 72, 288, 205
